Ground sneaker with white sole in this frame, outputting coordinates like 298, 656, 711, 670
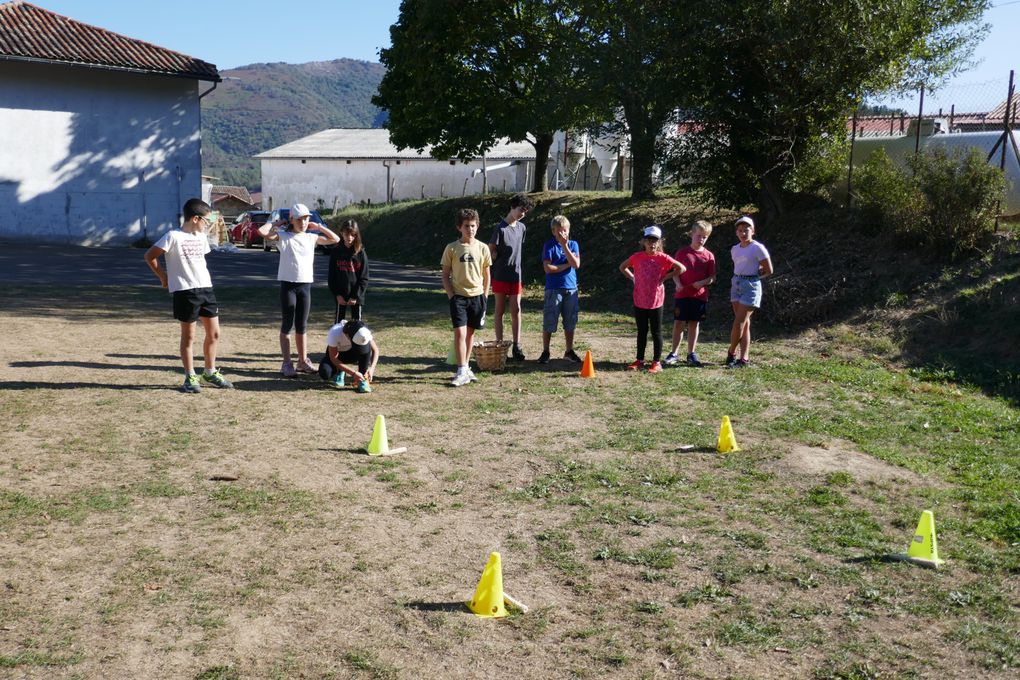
450, 372, 471, 387
662, 352, 679, 366
182, 374, 202, 393
201, 369, 233, 388
467, 368, 478, 382
281, 360, 297, 377
355, 380, 373, 393
296, 357, 317, 374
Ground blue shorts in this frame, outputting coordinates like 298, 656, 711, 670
542, 288, 579, 333
730, 276, 762, 308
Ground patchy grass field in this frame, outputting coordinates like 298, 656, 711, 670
1, 284, 1017, 679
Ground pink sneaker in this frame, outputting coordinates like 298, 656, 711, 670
626, 360, 643, 371
296, 357, 317, 374
648, 361, 663, 374
281, 360, 297, 378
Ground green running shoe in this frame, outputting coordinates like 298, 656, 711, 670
201, 370, 233, 388
182, 374, 202, 393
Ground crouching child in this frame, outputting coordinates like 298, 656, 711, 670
318, 320, 379, 393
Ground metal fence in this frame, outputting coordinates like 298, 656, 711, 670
847, 70, 1020, 218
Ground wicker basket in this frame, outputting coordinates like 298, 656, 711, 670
472, 340, 512, 372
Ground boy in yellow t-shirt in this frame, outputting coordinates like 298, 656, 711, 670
441, 208, 492, 387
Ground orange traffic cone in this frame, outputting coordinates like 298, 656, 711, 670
580, 350, 596, 378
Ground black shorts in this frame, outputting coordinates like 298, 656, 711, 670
449, 294, 486, 329
173, 287, 219, 322
673, 297, 707, 322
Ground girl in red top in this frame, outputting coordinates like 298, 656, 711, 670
619, 226, 685, 373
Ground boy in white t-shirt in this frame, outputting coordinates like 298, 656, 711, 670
144, 198, 233, 393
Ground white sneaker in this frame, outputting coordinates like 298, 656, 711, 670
663, 352, 679, 366
466, 368, 478, 382
450, 372, 471, 387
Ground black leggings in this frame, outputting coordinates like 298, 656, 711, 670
339, 345, 371, 374
318, 344, 371, 381
280, 282, 312, 334
335, 302, 363, 323
634, 306, 664, 361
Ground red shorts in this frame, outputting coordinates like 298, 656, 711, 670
492, 280, 523, 295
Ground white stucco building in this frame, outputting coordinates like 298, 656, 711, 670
0, 1, 220, 245
256, 128, 538, 211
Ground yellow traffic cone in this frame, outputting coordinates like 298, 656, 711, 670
366, 415, 406, 456
467, 552, 508, 618
716, 416, 740, 453
580, 350, 596, 378
903, 510, 944, 568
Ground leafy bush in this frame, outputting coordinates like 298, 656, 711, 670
786, 133, 851, 200
908, 147, 1007, 255
854, 149, 924, 236
854, 147, 1006, 257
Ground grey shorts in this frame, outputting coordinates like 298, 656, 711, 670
542, 288, 579, 333
730, 276, 762, 308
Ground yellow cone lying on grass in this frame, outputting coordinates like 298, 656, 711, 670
903, 510, 944, 568
716, 416, 740, 453
366, 414, 406, 456
468, 552, 508, 618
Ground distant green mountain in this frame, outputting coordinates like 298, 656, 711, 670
202, 59, 386, 189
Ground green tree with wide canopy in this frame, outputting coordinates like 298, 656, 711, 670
666, 0, 989, 219
374, 0, 605, 192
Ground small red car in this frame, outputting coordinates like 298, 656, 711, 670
228, 211, 271, 248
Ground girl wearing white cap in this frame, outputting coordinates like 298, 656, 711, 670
619, 225, 686, 373
259, 204, 340, 376
725, 215, 773, 368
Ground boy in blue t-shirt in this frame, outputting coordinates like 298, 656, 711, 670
538, 215, 582, 364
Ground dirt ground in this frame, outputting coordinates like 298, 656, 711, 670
0, 292, 1015, 679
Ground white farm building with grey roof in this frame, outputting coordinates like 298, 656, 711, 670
255, 128, 539, 211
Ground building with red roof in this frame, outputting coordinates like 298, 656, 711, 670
0, 1, 220, 244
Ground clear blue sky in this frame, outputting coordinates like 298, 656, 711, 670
36, 0, 402, 68
32, 0, 1020, 109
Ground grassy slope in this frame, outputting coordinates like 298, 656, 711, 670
332, 191, 1020, 403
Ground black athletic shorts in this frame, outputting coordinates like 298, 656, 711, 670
449, 294, 486, 329
173, 287, 219, 322
673, 297, 707, 322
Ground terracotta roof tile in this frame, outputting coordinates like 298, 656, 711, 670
210, 185, 253, 204
0, 1, 219, 81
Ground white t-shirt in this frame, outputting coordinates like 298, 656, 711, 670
153, 229, 213, 293
731, 241, 770, 276
325, 322, 354, 352
276, 230, 320, 283
324, 321, 373, 352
